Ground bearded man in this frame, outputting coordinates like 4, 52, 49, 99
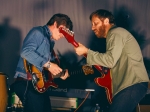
74, 9, 149, 112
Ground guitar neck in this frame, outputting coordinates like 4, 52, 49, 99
68, 68, 85, 76
52, 70, 66, 78
71, 41, 79, 48
53, 68, 86, 78
70, 40, 102, 72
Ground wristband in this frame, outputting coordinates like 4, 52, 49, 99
46, 62, 51, 69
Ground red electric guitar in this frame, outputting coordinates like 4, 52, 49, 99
59, 27, 112, 104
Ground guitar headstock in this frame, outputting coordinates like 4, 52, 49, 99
59, 27, 75, 44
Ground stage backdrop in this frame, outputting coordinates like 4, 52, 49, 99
0, 0, 150, 86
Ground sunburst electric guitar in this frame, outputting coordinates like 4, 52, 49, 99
59, 27, 112, 104
23, 58, 94, 93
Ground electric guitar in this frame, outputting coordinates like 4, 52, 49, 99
59, 27, 112, 104
23, 58, 94, 93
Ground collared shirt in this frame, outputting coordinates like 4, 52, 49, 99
14, 25, 55, 79
87, 26, 149, 97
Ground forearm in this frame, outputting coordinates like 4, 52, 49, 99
21, 49, 48, 69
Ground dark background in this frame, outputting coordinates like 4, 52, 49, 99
0, 0, 150, 111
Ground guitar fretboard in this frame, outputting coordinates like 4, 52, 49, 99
53, 68, 84, 78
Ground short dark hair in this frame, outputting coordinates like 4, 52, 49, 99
89, 9, 115, 24
47, 13, 73, 30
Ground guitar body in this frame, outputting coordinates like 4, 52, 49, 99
59, 27, 113, 103
31, 65, 58, 93
94, 69, 112, 104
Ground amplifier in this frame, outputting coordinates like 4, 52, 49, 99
50, 96, 77, 109
136, 105, 150, 112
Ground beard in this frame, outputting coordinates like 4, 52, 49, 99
95, 24, 106, 38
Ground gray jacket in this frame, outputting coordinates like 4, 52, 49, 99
87, 26, 149, 97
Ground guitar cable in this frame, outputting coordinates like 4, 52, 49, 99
21, 58, 31, 112
21, 79, 29, 112
74, 91, 90, 112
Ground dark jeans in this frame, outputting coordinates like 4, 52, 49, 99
12, 80, 52, 112
109, 82, 148, 112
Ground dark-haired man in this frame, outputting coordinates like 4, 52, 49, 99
13, 13, 73, 112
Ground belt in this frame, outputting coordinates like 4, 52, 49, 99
15, 77, 28, 81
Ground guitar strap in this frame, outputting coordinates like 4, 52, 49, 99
23, 58, 32, 80
52, 49, 60, 66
